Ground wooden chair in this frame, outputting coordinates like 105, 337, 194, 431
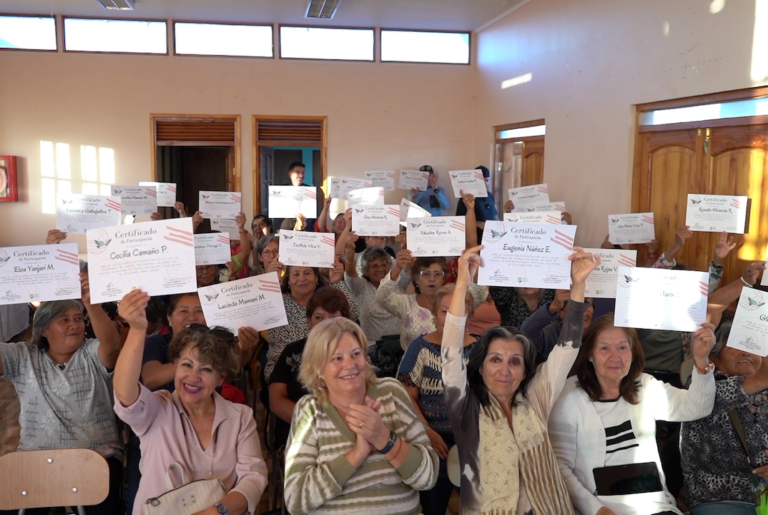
0, 448, 109, 514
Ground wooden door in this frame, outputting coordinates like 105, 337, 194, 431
521, 139, 545, 186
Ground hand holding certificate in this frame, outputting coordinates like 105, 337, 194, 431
194, 233, 231, 266
0, 243, 81, 305
199, 272, 288, 333
608, 213, 656, 244
199, 191, 242, 220
508, 184, 549, 209
398, 170, 429, 191
57, 194, 122, 234
352, 205, 400, 236
407, 217, 466, 257
279, 230, 335, 268
268, 186, 318, 219
727, 287, 768, 356
448, 170, 487, 198
582, 248, 637, 298
111, 185, 158, 215
686, 194, 748, 234
365, 170, 395, 191
139, 181, 177, 207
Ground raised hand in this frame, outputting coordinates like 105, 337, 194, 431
601, 234, 613, 250
174, 201, 187, 218
79, 272, 92, 306
742, 261, 766, 287
235, 211, 246, 230
503, 200, 514, 213
713, 231, 737, 263
329, 260, 344, 284
568, 247, 600, 286
411, 187, 420, 197
692, 322, 716, 371
45, 229, 67, 245
192, 211, 204, 232
461, 190, 476, 210
117, 289, 150, 332
675, 225, 693, 246
237, 326, 259, 352
561, 212, 573, 225
395, 249, 413, 271
549, 289, 571, 314
150, 212, 163, 221
265, 260, 284, 274
457, 245, 484, 284
646, 239, 660, 256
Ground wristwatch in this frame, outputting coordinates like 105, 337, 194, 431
214, 502, 228, 515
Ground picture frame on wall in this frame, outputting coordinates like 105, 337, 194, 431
0, 156, 18, 202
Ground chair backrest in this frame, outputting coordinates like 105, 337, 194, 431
0, 448, 109, 510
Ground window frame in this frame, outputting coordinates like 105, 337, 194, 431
278, 24, 376, 63
0, 13, 59, 53
62, 15, 169, 56
172, 20, 275, 59
379, 27, 471, 66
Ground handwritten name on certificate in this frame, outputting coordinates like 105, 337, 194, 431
583, 248, 637, 298
478, 222, 576, 289
0, 244, 81, 305
347, 187, 385, 207
268, 186, 318, 219
57, 194, 122, 234
199, 273, 288, 332
399, 170, 429, 191
399, 198, 431, 223
86, 218, 197, 304
111, 185, 158, 215
353, 205, 401, 236
614, 267, 708, 332
139, 181, 177, 207
279, 230, 335, 268
365, 171, 395, 191
515, 201, 566, 213
727, 288, 768, 356
504, 211, 561, 224
194, 233, 231, 266
686, 194, 748, 234
330, 177, 372, 200
407, 217, 466, 257
608, 213, 655, 244
448, 170, 488, 198
508, 184, 549, 208
199, 191, 242, 220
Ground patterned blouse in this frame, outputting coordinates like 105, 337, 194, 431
488, 287, 555, 330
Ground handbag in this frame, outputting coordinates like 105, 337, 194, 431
143, 462, 226, 515
728, 409, 768, 514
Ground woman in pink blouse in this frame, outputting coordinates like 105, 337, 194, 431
113, 290, 268, 515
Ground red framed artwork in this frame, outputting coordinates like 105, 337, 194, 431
0, 155, 18, 202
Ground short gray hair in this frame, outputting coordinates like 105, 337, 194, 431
31, 300, 83, 350
359, 246, 390, 281
710, 322, 732, 359
257, 235, 279, 255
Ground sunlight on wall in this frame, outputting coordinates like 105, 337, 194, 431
663, 21, 670, 36
741, 151, 768, 261
709, 0, 726, 14
501, 73, 533, 89
753, 0, 768, 83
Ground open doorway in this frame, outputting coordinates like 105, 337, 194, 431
492, 119, 546, 206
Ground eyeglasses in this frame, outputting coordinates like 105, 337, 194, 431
419, 270, 445, 278
261, 249, 278, 256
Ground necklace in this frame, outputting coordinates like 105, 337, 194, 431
57, 363, 66, 370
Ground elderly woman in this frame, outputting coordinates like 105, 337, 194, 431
398, 283, 477, 515
114, 290, 268, 515
250, 235, 283, 277
284, 317, 438, 514
0, 274, 123, 514
549, 314, 717, 515
442, 245, 599, 514
681, 322, 768, 515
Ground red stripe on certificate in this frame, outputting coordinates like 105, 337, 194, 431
365, 182, 373, 188
305, 191, 316, 199
55, 256, 79, 265
260, 287, 282, 294
731, 201, 740, 208
57, 249, 78, 259
474, 172, 484, 180
230, 195, 241, 203
387, 208, 400, 217
387, 172, 394, 178
168, 226, 193, 237
217, 236, 229, 244
618, 258, 636, 267
537, 187, 549, 193
146, 189, 157, 197
554, 205, 566, 212
550, 237, 573, 250
321, 239, 335, 246
546, 216, 561, 224
105, 201, 121, 211
166, 232, 194, 244
422, 173, 430, 180
554, 229, 574, 243
164, 235, 194, 247
641, 216, 655, 224
167, 185, 176, 192
450, 223, 465, 231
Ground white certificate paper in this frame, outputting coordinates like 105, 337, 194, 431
86, 218, 197, 304
614, 267, 708, 332
686, 194, 748, 234
279, 230, 335, 268
111, 185, 158, 215
352, 205, 401, 237
210, 219, 240, 239
478, 222, 576, 289
365, 171, 396, 191
514, 201, 566, 213
0, 244, 81, 305
268, 186, 318, 219
139, 181, 177, 207
583, 248, 637, 299
330, 177, 372, 200
199, 191, 242, 220
508, 184, 550, 209
727, 288, 768, 356
198, 272, 288, 332
407, 216, 465, 257
608, 213, 656, 244
194, 233, 231, 266
503, 211, 561, 224
448, 170, 488, 198
57, 194, 122, 234
347, 187, 385, 207
399, 198, 432, 223
398, 170, 430, 191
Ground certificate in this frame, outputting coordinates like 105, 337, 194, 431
448, 170, 488, 198
210, 219, 240, 239
398, 170, 430, 190
478, 222, 576, 289
279, 230, 335, 268
365, 170, 396, 191
198, 272, 288, 332
399, 198, 432, 223
582, 248, 637, 298
514, 201, 566, 213
686, 194, 748, 234
199, 191, 242, 220
347, 187, 384, 207
727, 288, 768, 356
139, 181, 177, 207
194, 233, 231, 266
503, 211, 561, 224
329, 177, 372, 200
111, 185, 158, 215
352, 205, 401, 236
268, 186, 317, 219
0, 243, 81, 306
86, 218, 197, 304
406, 216, 465, 257
57, 194, 122, 234
508, 184, 550, 209
614, 267, 708, 332
608, 213, 656, 244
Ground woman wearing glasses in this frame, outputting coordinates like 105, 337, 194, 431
250, 235, 283, 277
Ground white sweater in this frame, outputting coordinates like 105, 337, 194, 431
548, 371, 715, 515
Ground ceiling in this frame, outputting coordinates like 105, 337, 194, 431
0, 0, 527, 32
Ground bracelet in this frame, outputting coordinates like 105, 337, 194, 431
741, 276, 753, 287
377, 430, 398, 454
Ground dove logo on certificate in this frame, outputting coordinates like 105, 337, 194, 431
57, 194, 122, 234
0, 244, 81, 306
685, 194, 748, 234
268, 186, 318, 219
194, 233, 231, 266
614, 267, 708, 332
330, 177, 372, 200
398, 170, 430, 191
111, 185, 158, 215
86, 218, 197, 304
583, 248, 637, 298
608, 213, 656, 244
503, 211, 561, 224
347, 187, 385, 208
448, 170, 488, 198
199, 191, 242, 220
365, 171, 396, 191
353, 205, 401, 236
140, 181, 177, 207
279, 230, 335, 268
508, 184, 550, 209
407, 217, 466, 257
727, 288, 768, 356
199, 272, 288, 332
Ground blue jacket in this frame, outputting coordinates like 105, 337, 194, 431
413, 187, 449, 216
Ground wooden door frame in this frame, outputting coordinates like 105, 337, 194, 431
252, 115, 328, 215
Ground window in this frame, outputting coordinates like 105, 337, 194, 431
497, 125, 546, 139
639, 96, 768, 126
0, 15, 57, 51
64, 18, 167, 54
381, 30, 470, 64
279, 26, 373, 61
174, 22, 273, 57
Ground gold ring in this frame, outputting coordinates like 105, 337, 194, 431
359, 422, 364, 428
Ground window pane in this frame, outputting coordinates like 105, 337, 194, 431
64, 18, 167, 54
639, 96, 768, 126
0, 16, 56, 50
280, 26, 373, 61
498, 125, 546, 139
175, 23, 272, 57
381, 30, 469, 64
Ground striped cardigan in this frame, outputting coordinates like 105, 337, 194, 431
284, 377, 439, 515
